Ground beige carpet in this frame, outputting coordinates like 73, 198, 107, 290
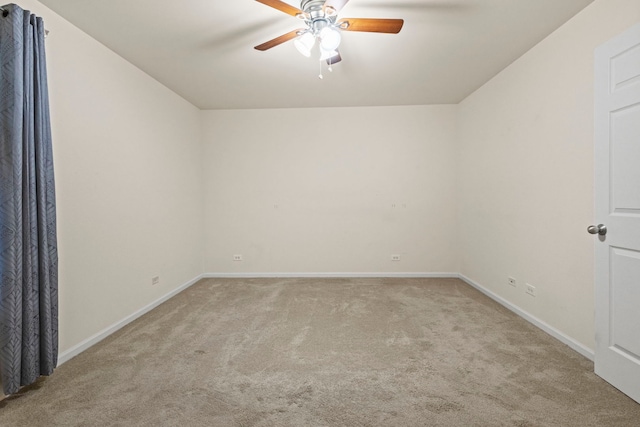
1, 277, 639, 426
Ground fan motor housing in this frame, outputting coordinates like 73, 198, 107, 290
300, 0, 337, 28
300, 0, 324, 13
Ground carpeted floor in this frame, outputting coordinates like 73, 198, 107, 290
1, 277, 639, 426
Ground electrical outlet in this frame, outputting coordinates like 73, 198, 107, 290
508, 277, 516, 287
151, 276, 160, 286
525, 283, 536, 297
233, 254, 243, 261
391, 254, 401, 261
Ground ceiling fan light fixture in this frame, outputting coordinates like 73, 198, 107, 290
294, 31, 315, 57
253, 0, 405, 67
319, 26, 341, 51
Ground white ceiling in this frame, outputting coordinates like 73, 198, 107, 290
38, 0, 594, 110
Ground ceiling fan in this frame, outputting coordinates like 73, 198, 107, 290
254, 0, 404, 66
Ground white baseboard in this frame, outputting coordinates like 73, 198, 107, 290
57, 274, 204, 366
57, 272, 594, 367
458, 274, 594, 361
203, 272, 460, 279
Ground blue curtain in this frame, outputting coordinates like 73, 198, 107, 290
0, 4, 58, 395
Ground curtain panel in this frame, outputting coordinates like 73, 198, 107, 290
0, 3, 58, 396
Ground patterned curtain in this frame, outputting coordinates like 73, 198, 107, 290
0, 4, 58, 396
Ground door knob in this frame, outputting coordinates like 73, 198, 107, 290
587, 224, 607, 235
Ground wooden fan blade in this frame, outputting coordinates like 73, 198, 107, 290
254, 29, 303, 51
323, 0, 350, 15
255, 0, 304, 17
338, 18, 404, 34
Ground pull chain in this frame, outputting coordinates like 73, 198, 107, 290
318, 60, 323, 79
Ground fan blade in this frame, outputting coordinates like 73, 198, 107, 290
255, 0, 304, 17
338, 18, 404, 34
254, 29, 303, 51
327, 51, 342, 65
323, 0, 350, 15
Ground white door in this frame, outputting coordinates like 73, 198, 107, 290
594, 22, 640, 404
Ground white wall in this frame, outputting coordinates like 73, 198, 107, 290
18, 0, 204, 355
202, 106, 458, 275
457, 0, 640, 351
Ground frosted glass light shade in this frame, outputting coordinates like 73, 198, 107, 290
319, 27, 341, 51
319, 47, 338, 61
294, 32, 315, 57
